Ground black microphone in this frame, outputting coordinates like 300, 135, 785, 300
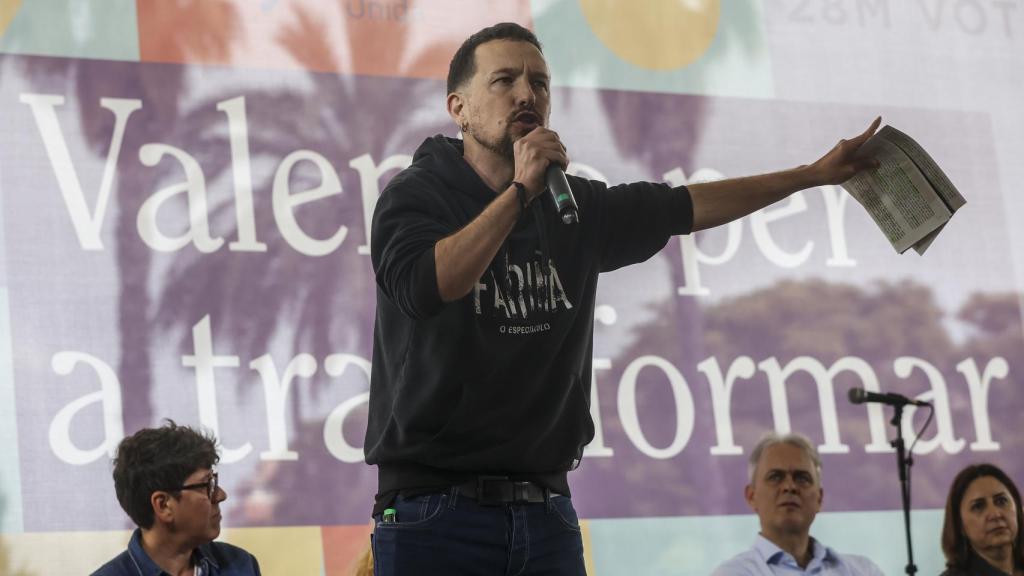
848, 387, 930, 407
546, 164, 579, 224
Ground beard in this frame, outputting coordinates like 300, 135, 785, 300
464, 123, 515, 160
462, 102, 542, 161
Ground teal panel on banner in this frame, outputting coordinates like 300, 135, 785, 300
532, 0, 773, 98
812, 510, 944, 575
588, 510, 945, 576
0, 0, 139, 61
0, 287, 22, 533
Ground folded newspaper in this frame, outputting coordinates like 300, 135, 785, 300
841, 125, 966, 255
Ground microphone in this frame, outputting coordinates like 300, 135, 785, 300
848, 387, 930, 407
546, 164, 579, 224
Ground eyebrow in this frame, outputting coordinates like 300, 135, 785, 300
489, 67, 549, 81
970, 491, 1010, 504
765, 468, 812, 476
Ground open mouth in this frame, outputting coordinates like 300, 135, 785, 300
513, 111, 540, 128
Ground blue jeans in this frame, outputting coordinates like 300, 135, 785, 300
372, 487, 587, 575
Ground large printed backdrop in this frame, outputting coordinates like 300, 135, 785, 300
1, 1, 1023, 574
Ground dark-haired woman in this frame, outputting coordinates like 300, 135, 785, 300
941, 463, 1024, 576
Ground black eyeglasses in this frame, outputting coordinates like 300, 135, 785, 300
173, 472, 219, 500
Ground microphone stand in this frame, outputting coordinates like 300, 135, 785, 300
890, 404, 917, 575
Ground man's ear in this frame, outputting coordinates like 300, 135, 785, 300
744, 484, 757, 512
447, 92, 465, 128
151, 491, 175, 524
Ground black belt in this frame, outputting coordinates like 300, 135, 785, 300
457, 476, 552, 505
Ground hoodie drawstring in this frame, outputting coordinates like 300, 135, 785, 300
533, 200, 551, 281
491, 195, 553, 312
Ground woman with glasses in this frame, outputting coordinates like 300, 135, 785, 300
91, 420, 261, 576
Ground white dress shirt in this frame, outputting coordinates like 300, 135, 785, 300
711, 534, 885, 576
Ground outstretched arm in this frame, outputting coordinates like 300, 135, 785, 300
688, 117, 881, 231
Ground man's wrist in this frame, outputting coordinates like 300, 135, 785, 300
791, 164, 822, 190
512, 181, 530, 216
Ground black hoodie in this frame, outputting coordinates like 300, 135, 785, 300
366, 135, 692, 509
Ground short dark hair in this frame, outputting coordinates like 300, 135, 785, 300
942, 463, 1024, 570
112, 421, 219, 529
446, 22, 543, 94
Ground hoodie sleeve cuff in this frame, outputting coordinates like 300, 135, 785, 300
409, 245, 444, 318
665, 185, 694, 236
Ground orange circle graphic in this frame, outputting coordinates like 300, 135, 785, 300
579, 0, 720, 70
0, 0, 22, 38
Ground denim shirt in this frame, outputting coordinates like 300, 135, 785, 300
711, 534, 885, 576
90, 528, 261, 576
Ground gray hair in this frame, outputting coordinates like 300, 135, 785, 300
747, 431, 822, 484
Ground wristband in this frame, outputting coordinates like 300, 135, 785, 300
512, 181, 529, 216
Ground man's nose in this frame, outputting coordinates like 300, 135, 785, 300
515, 79, 536, 106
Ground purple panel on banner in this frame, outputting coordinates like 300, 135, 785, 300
560, 92, 1021, 518
0, 54, 446, 530
1, 52, 1020, 532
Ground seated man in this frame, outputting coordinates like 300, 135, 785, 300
92, 421, 261, 576
712, 432, 883, 575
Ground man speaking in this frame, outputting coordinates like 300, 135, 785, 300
365, 21, 880, 575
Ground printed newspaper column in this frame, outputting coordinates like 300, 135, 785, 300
841, 125, 967, 254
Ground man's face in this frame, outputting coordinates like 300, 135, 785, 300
172, 467, 225, 545
959, 475, 1019, 555
449, 39, 551, 159
745, 443, 822, 541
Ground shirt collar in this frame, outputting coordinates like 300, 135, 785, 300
195, 541, 221, 571
127, 529, 164, 576
126, 528, 220, 575
754, 533, 840, 570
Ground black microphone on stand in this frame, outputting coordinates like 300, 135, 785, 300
546, 164, 578, 224
848, 385, 932, 575
848, 388, 930, 407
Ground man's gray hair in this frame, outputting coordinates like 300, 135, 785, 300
747, 431, 822, 484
